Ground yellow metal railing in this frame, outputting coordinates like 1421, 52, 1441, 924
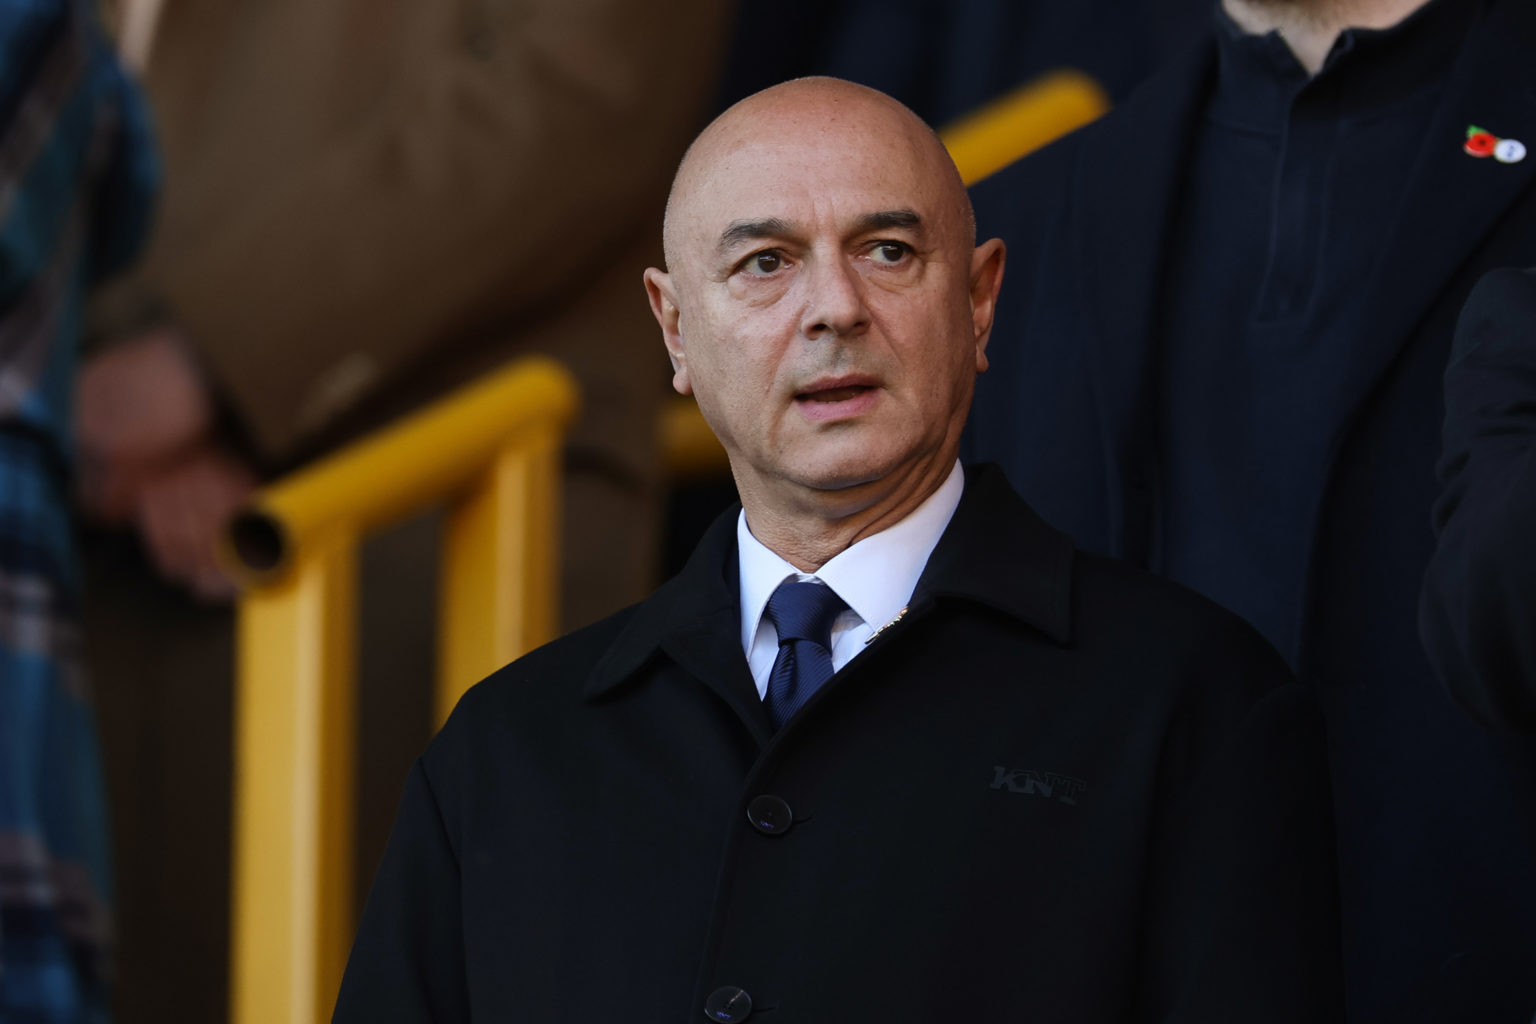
223, 356, 577, 1024
941, 68, 1108, 187
662, 67, 1111, 480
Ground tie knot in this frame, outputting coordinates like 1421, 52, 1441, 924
765, 580, 847, 648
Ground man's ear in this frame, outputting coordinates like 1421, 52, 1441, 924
644, 267, 692, 395
968, 238, 1006, 373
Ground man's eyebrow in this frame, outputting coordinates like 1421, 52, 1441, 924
716, 218, 794, 255
713, 209, 924, 256
853, 209, 923, 234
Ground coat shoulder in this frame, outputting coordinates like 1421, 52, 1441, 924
435, 602, 642, 741
1069, 547, 1299, 698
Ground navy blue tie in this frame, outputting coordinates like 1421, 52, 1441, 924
764, 580, 848, 729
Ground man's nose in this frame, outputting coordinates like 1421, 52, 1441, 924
799, 256, 870, 340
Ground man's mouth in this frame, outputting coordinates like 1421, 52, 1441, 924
798, 385, 874, 403
792, 377, 881, 421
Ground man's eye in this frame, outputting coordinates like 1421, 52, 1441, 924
870, 242, 911, 264
745, 251, 782, 275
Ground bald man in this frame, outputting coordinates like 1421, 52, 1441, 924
333, 79, 1343, 1023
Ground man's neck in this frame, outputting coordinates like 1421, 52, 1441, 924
738, 457, 957, 572
1221, 0, 1432, 74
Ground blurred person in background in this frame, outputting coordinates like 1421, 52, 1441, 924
0, 0, 156, 1020
967, 0, 1536, 1020
1421, 266, 1536, 735
73, 1, 726, 1021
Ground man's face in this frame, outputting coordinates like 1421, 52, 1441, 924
647, 88, 1004, 513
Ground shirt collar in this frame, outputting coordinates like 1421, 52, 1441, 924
1210, 0, 1477, 131
736, 461, 965, 654
584, 463, 1077, 707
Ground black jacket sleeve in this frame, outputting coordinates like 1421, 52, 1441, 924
1136, 623, 1345, 1022
1420, 266, 1536, 735
332, 759, 470, 1022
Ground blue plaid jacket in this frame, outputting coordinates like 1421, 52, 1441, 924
0, 2, 156, 1021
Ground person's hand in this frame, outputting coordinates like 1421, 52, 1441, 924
133, 441, 258, 602
76, 324, 258, 602
77, 325, 214, 521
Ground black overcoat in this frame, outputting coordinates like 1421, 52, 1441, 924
965, 3, 1536, 1020
334, 467, 1342, 1022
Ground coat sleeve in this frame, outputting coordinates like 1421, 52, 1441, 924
1136, 627, 1345, 1023
333, 759, 470, 1023
1418, 266, 1536, 735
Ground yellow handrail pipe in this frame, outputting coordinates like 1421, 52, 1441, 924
660, 68, 1111, 482
941, 68, 1109, 186
225, 356, 577, 1024
226, 355, 577, 584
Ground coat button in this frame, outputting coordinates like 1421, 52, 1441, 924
703, 985, 753, 1021
746, 795, 794, 835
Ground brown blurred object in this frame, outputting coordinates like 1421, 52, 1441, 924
82, 1, 729, 1021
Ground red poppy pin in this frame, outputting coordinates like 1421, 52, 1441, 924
1465, 125, 1527, 164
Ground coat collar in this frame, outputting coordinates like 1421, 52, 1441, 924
906, 463, 1074, 644
584, 463, 1076, 705
583, 501, 754, 711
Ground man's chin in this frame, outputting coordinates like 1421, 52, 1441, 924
786, 451, 894, 492
787, 454, 923, 509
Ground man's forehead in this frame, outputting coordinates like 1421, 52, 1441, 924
705, 110, 937, 187
663, 78, 967, 267
681, 136, 946, 237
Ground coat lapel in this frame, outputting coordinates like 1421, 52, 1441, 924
585, 505, 775, 747
1077, 43, 1217, 559
660, 610, 775, 747
1337, 0, 1536, 418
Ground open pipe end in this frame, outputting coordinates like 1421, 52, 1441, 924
226, 508, 289, 579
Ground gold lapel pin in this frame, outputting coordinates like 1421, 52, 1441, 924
864, 606, 909, 645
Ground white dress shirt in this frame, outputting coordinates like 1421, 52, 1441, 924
737, 461, 965, 699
